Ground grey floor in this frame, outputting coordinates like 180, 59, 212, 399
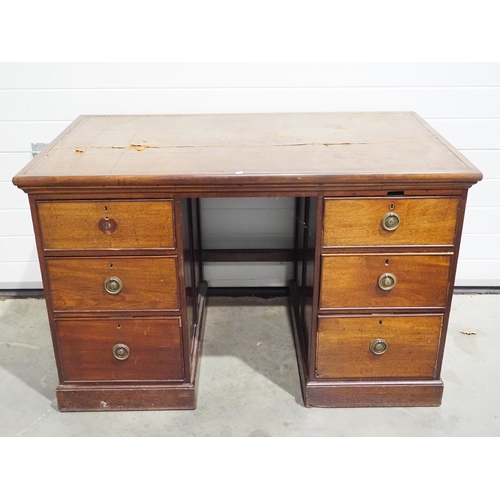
1, 293, 499, 436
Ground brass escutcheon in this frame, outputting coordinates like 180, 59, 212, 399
381, 212, 400, 231
113, 343, 130, 361
370, 338, 388, 356
104, 276, 123, 295
98, 217, 117, 234
378, 272, 397, 291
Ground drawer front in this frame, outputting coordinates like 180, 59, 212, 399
56, 318, 184, 382
316, 315, 443, 379
48, 257, 179, 312
323, 197, 459, 247
37, 200, 175, 250
320, 254, 451, 309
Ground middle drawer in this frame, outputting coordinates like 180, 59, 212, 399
320, 254, 452, 310
47, 256, 179, 312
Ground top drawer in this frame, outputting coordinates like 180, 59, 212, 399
323, 197, 459, 248
37, 200, 175, 251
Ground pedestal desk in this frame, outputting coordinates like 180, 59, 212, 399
13, 113, 482, 411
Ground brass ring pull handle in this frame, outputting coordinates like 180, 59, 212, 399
381, 212, 400, 231
370, 338, 388, 356
113, 343, 130, 361
378, 272, 397, 291
104, 276, 123, 295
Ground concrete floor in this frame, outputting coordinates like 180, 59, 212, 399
0, 294, 499, 436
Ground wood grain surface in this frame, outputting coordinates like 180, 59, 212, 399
323, 196, 459, 247
56, 385, 196, 411
304, 381, 444, 408
320, 254, 452, 309
38, 199, 175, 250
56, 317, 184, 382
12, 113, 482, 189
47, 256, 179, 312
316, 315, 443, 379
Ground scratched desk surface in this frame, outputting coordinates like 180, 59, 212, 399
13, 113, 482, 188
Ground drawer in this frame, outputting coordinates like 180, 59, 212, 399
47, 256, 179, 312
323, 197, 459, 247
316, 315, 443, 379
56, 317, 184, 382
37, 200, 175, 250
320, 254, 451, 309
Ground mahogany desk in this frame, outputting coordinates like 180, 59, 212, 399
13, 113, 482, 411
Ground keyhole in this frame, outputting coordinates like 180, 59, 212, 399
104, 206, 108, 212
390, 203, 395, 210
385, 259, 389, 266
117, 324, 121, 329
110, 263, 113, 268
379, 320, 383, 326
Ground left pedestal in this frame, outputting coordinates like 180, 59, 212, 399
28, 195, 204, 411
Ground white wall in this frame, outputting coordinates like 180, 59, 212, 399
1, 63, 498, 288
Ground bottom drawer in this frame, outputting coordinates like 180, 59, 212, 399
56, 317, 184, 383
316, 315, 443, 379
